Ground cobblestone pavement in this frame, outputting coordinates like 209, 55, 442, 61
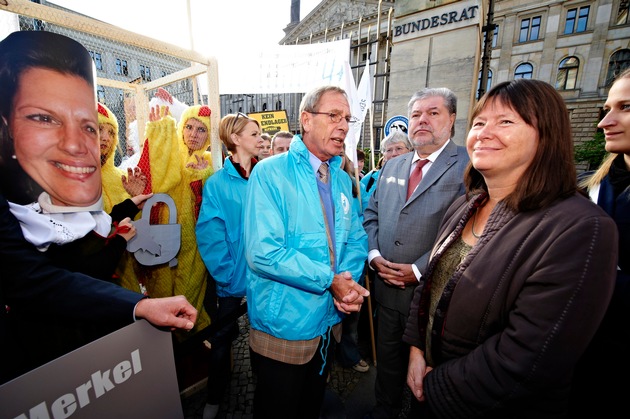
181, 314, 377, 419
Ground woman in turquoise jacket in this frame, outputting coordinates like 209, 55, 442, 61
244, 135, 368, 342
195, 112, 262, 419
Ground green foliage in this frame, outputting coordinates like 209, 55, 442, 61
361, 147, 372, 173
574, 131, 606, 170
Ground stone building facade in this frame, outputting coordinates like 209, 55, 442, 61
283, 0, 630, 168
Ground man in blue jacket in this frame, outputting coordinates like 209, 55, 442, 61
244, 85, 369, 418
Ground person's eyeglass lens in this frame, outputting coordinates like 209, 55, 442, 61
307, 111, 359, 125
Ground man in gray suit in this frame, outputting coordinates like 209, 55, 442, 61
363, 87, 469, 419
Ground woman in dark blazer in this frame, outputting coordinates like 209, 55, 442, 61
403, 79, 618, 418
570, 68, 630, 417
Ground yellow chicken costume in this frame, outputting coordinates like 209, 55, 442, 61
119, 105, 213, 338
98, 103, 129, 213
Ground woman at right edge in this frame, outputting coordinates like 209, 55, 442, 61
570, 68, 630, 417
403, 78, 618, 418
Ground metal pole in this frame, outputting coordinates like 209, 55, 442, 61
186, 0, 200, 105
377, 7, 394, 169
478, 0, 496, 99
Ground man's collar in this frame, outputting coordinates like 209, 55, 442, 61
412, 139, 450, 163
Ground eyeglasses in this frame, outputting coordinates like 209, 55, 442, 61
307, 111, 359, 125
234, 111, 249, 123
231, 112, 250, 133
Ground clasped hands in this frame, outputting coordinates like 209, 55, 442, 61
330, 271, 369, 314
371, 256, 417, 289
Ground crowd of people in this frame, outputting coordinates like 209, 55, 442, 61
1, 29, 628, 419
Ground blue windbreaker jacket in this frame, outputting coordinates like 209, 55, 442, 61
244, 136, 368, 341
196, 158, 248, 298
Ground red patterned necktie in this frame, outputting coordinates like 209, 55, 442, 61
406, 159, 430, 200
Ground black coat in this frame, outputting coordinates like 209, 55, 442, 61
570, 169, 630, 417
0, 194, 143, 384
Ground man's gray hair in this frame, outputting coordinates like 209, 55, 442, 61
299, 85, 348, 132
407, 87, 457, 137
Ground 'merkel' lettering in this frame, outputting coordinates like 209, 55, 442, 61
15, 349, 142, 419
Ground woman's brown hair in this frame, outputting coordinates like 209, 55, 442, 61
465, 78, 577, 212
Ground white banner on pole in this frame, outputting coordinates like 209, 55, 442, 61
216, 39, 352, 94
345, 60, 372, 165
356, 59, 372, 122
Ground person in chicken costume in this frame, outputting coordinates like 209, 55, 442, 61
119, 104, 213, 337
98, 103, 129, 210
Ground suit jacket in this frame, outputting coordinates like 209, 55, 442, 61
363, 140, 469, 315
0, 194, 143, 384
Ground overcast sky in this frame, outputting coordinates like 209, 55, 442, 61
50, 0, 321, 60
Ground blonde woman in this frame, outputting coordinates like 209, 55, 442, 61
570, 68, 630, 417
196, 112, 262, 419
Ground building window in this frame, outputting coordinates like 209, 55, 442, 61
564, 6, 590, 34
262, 103, 268, 111
492, 25, 499, 48
114, 58, 128, 75
556, 57, 579, 90
519, 16, 541, 42
276, 100, 282, 110
89, 51, 103, 71
139, 65, 151, 82
616, 0, 629, 25
514, 63, 533, 79
115, 59, 129, 76
97, 85, 105, 103
477, 69, 493, 95
605, 49, 630, 86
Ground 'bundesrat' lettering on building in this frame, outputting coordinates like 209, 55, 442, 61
394, 5, 479, 38
15, 349, 143, 419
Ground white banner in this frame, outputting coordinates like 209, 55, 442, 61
356, 60, 372, 123
345, 60, 373, 165
217, 39, 352, 94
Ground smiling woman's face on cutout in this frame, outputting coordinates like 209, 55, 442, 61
9, 67, 101, 207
